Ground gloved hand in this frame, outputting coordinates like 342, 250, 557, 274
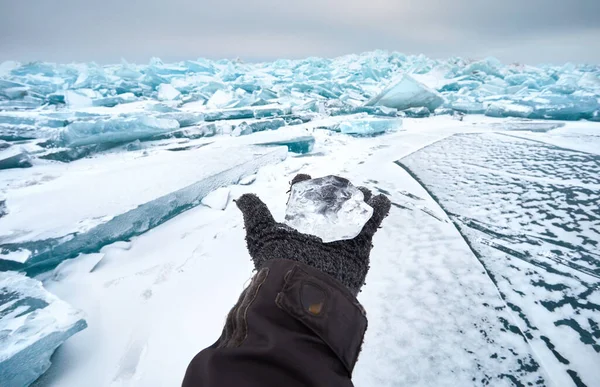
235, 174, 391, 296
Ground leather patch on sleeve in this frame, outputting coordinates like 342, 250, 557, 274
275, 265, 367, 375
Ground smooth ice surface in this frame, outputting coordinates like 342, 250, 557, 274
284, 176, 373, 243
0, 271, 86, 387
399, 132, 600, 387
366, 74, 444, 111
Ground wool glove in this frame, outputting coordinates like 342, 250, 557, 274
235, 174, 391, 296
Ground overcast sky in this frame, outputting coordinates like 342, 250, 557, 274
1, 0, 598, 65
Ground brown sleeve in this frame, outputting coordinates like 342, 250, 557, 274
182, 259, 368, 387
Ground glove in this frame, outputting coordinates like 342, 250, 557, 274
235, 174, 391, 296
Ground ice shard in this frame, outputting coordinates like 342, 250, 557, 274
0, 271, 87, 387
0, 145, 288, 275
337, 117, 402, 136
58, 116, 180, 147
0, 148, 32, 170
157, 84, 181, 101
366, 74, 444, 111
285, 176, 373, 243
257, 136, 315, 154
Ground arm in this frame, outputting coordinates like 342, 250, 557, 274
183, 175, 390, 387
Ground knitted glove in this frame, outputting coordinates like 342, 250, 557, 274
235, 174, 391, 296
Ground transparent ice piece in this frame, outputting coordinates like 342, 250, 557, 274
284, 176, 373, 243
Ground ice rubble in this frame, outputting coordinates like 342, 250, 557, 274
0, 52, 597, 166
0, 271, 87, 387
285, 176, 373, 243
0, 145, 287, 275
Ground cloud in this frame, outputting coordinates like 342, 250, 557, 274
0, 0, 598, 64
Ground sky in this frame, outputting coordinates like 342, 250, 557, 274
0, 0, 599, 65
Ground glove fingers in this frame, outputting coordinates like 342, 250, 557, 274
290, 173, 312, 186
357, 186, 372, 202
235, 193, 275, 236
357, 194, 391, 242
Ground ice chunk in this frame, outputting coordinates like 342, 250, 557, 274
92, 93, 136, 107
233, 118, 286, 136
449, 100, 486, 114
58, 116, 180, 147
0, 148, 32, 170
401, 107, 430, 118
64, 90, 93, 108
490, 120, 565, 132
366, 74, 444, 111
485, 95, 599, 121
157, 84, 181, 101
285, 176, 373, 243
257, 136, 315, 154
203, 108, 254, 122
206, 89, 236, 109
337, 118, 402, 136
0, 146, 288, 275
253, 106, 292, 119
485, 100, 534, 118
201, 187, 231, 210
330, 105, 398, 118
0, 271, 87, 387
238, 174, 257, 185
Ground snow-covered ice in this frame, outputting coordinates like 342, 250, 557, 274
284, 175, 373, 242
0, 50, 599, 387
201, 187, 231, 211
0, 271, 86, 387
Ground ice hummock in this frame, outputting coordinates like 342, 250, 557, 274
366, 74, 444, 111
0, 271, 87, 387
284, 176, 373, 243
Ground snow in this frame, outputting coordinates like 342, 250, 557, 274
201, 187, 231, 210
284, 175, 373, 243
4, 115, 592, 387
0, 50, 599, 387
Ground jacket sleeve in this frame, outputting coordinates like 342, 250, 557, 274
182, 258, 368, 387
